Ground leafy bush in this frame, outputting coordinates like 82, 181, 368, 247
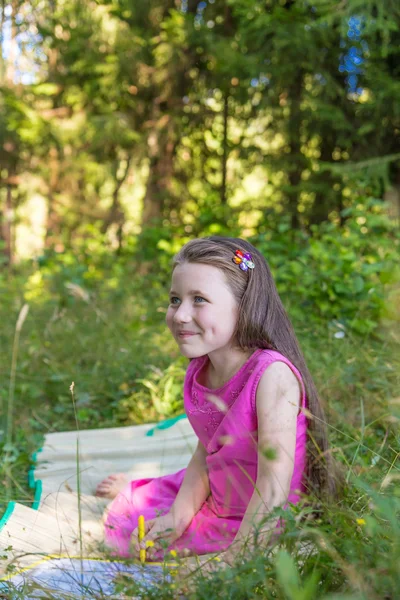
0, 200, 398, 597
111, 480, 400, 599
252, 197, 399, 336
117, 357, 188, 421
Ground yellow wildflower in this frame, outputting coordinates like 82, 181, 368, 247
356, 518, 366, 525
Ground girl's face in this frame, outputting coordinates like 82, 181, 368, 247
166, 263, 239, 358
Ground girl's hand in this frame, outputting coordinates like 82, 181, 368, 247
180, 550, 236, 578
198, 550, 236, 571
218, 549, 236, 567
174, 551, 235, 594
130, 513, 188, 560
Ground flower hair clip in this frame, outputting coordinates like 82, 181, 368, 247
232, 249, 255, 272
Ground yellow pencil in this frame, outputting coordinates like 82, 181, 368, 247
138, 514, 146, 564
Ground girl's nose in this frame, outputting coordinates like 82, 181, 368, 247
173, 304, 192, 323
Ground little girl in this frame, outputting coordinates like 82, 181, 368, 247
96, 236, 335, 563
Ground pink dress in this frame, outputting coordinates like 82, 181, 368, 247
104, 349, 308, 558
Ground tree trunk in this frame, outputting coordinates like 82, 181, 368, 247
2, 178, 13, 266
141, 122, 176, 227
5, 0, 18, 84
45, 149, 61, 249
0, 0, 5, 84
286, 71, 304, 230
101, 156, 131, 242
309, 139, 336, 226
221, 92, 229, 205
142, 156, 164, 225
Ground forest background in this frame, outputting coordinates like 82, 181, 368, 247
0, 0, 400, 598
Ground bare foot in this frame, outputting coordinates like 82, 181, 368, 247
95, 473, 130, 499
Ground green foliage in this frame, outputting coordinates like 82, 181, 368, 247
0, 87, 50, 153
275, 549, 320, 600
0, 211, 399, 596
3, 0, 400, 265
1, 0, 400, 590
111, 481, 400, 598
252, 197, 399, 335
134, 358, 187, 417
0, 199, 397, 444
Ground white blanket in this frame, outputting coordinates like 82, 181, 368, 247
0, 417, 197, 575
1, 556, 172, 599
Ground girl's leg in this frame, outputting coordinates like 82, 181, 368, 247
104, 469, 186, 557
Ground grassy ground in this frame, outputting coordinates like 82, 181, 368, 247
0, 258, 399, 599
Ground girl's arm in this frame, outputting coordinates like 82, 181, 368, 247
169, 439, 210, 529
230, 361, 301, 555
132, 441, 209, 558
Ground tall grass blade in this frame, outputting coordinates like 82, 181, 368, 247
5, 303, 29, 503
70, 381, 84, 598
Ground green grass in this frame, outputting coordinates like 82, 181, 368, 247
0, 255, 399, 599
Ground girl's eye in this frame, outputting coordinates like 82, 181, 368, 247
169, 296, 206, 305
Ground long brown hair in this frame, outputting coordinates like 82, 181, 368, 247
172, 235, 339, 500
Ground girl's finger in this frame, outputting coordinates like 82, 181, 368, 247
138, 532, 158, 550
131, 533, 149, 554
145, 519, 156, 532
148, 540, 165, 560
131, 518, 157, 552
132, 518, 156, 537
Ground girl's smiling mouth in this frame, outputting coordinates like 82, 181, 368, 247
178, 332, 198, 338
